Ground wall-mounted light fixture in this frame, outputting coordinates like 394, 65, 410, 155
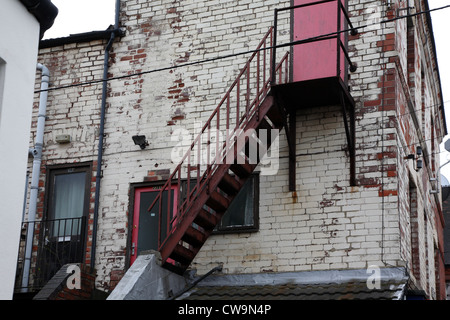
416, 146, 422, 156
416, 146, 423, 171
132, 135, 149, 150
405, 145, 422, 171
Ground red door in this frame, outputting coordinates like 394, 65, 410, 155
130, 185, 178, 265
292, 0, 348, 82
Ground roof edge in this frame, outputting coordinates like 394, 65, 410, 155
192, 267, 408, 287
180, 268, 409, 300
19, 0, 58, 39
424, 0, 447, 135
39, 26, 124, 49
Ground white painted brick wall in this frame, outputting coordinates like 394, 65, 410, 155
29, 0, 445, 297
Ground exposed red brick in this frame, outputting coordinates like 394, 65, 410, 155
378, 189, 398, 197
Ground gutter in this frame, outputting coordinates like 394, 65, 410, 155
91, 0, 123, 270
424, 0, 447, 135
19, 0, 58, 39
423, 1, 448, 235
21, 63, 50, 292
39, 26, 124, 49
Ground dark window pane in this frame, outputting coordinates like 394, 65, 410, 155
221, 177, 254, 227
215, 174, 258, 232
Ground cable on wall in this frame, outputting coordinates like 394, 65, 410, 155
34, 4, 450, 94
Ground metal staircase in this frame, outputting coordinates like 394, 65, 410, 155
148, 27, 290, 274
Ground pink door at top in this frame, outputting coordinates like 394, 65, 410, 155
292, 0, 348, 83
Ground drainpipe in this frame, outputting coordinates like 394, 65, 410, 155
91, 0, 121, 270
22, 170, 30, 223
21, 63, 49, 292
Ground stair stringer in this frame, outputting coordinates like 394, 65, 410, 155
160, 95, 281, 274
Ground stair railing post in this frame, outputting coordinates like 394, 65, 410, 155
271, 9, 278, 85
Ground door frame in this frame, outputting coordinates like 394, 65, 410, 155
37, 162, 92, 286
127, 181, 179, 267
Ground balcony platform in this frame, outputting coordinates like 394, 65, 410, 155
271, 75, 354, 110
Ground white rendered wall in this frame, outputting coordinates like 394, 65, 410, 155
0, 0, 40, 299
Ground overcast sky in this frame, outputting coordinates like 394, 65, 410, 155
42, 0, 449, 100
43, 0, 116, 39
42, 0, 450, 178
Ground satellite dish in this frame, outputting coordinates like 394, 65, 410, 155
442, 174, 450, 187
445, 139, 450, 152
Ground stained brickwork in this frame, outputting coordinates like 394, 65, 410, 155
26, 0, 446, 298
33, 264, 96, 300
28, 39, 107, 270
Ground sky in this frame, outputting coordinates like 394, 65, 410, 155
43, 0, 116, 39
43, 0, 450, 178
425, 0, 450, 180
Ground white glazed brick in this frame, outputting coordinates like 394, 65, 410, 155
193, 100, 383, 274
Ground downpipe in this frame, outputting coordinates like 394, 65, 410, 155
21, 63, 49, 292
91, 0, 122, 271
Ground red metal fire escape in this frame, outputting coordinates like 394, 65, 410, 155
149, 27, 289, 274
149, 0, 357, 275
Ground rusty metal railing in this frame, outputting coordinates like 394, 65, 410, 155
148, 27, 290, 256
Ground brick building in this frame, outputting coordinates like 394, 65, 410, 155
15, 0, 447, 300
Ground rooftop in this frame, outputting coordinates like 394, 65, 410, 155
177, 267, 409, 300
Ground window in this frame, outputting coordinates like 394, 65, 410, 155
215, 174, 259, 233
46, 164, 91, 237
406, 12, 415, 88
174, 174, 259, 233
409, 178, 420, 281
50, 172, 86, 236
128, 174, 259, 265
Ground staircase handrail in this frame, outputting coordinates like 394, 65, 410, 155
148, 26, 290, 251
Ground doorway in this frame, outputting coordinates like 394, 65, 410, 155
37, 163, 91, 287
130, 184, 178, 265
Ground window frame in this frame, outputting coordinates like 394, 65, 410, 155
213, 173, 260, 234
44, 162, 92, 223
